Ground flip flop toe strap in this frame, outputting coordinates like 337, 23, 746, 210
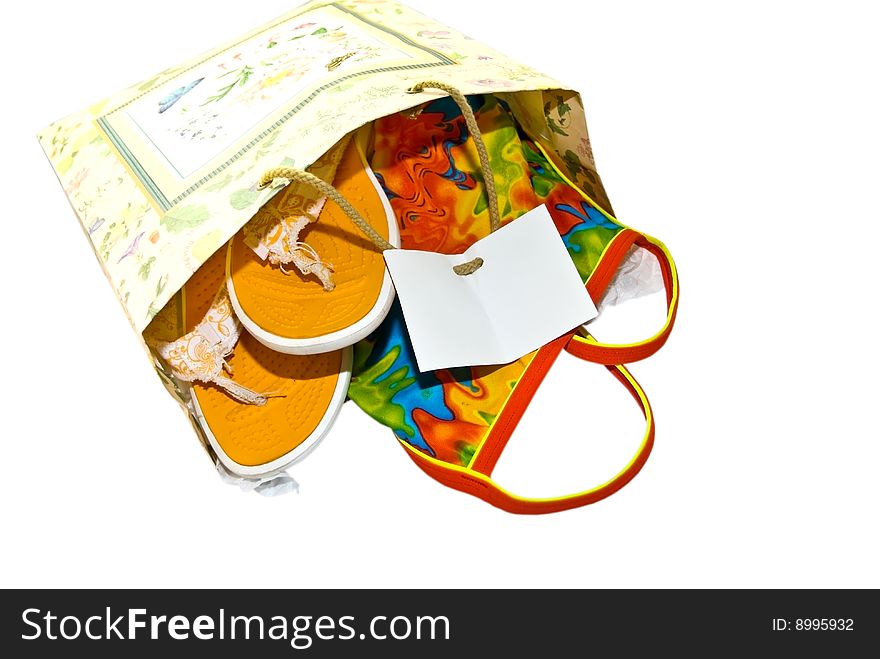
152, 286, 274, 406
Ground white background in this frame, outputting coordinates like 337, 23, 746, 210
1, 0, 878, 588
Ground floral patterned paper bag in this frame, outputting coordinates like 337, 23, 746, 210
38, 0, 612, 417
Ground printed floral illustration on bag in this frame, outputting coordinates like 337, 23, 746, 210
39, 0, 570, 332
151, 22, 404, 157
103, 4, 434, 201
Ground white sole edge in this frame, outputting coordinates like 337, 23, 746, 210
190, 345, 353, 479
227, 141, 400, 355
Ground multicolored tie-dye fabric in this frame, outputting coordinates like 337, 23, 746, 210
349, 94, 623, 467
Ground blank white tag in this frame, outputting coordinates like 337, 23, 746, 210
384, 205, 598, 372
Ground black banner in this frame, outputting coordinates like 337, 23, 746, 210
1, 589, 875, 655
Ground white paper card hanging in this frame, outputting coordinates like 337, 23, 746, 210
384, 205, 598, 372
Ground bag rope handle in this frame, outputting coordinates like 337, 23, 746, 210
257, 81, 501, 274
407, 81, 501, 235
258, 167, 395, 251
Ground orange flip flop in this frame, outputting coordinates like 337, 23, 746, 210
227, 127, 399, 354
150, 247, 351, 478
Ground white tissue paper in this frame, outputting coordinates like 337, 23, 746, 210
598, 245, 664, 310
214, 461, 300, 497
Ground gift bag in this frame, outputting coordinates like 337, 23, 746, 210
39, 0, 678, 511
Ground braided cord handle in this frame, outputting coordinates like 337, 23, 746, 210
407, 81, 501, 234
258, 167, 394, 252
257, 82, 499, 272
